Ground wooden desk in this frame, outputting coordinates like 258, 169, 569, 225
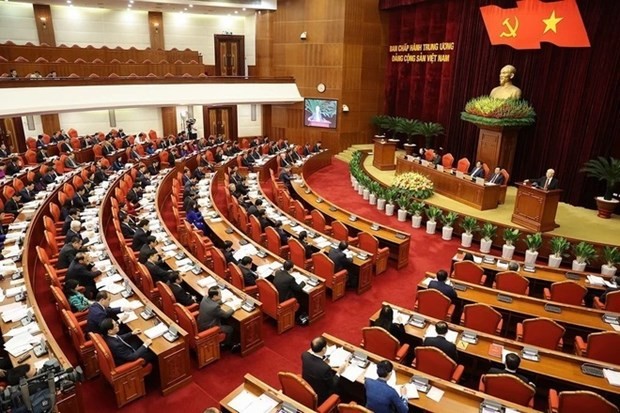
220, 374, 316, 413
396, 156, 501, 210
372, 138, 397, 171
322, 333, 542, 413
512, 183, 562, 232
370, 302, 620, 396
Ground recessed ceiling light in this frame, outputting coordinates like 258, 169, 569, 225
129, 0, 133, 3
66, 0, 72, 3
184, 8, 187, 11
242, 8, 246, 11
189, 4, 193, 7
234, 10, 238, 14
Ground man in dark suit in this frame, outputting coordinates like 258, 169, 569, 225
239, 256, 258, 286
302, 337, 344, 405
220, 240, 237, 264
312, 142, 323, 153
428, 269, 457, 302
138, 236, 159, 264
364, 360, 408, 413
273, 260, 305, 302
273, 220, 290, 246
65, 220, 89, 245
120, 212, 137, 239
72, 186, 88, 210
423, 321, 458, 362
528, 168, 559, 190
18, 182, 36, 203
168, 272, 196, 306
66, 252, 102, 299
126, 183, 143, 205
42, 165, 59, 184
469, 160, 485, 179
100, 318, 155, 365
64, 153, 79, 169
487, 166, 505, 185
279, 166, 294, 191
57, 236, 82, 270
145, 250, 176, 284
488, 353, 535, 387
60, 138, 73, 153
246, 199, 263, 217
0, 144, 9, 158
600, 275, 620, 303
4, 192, 21, 216
197, 287, 235, 347
328, 241, 353, 273
298, 231, 316, 259
132, 219, 151, 251
86, 291, 128, 334
5, 157, 20, 176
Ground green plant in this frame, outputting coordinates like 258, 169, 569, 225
573, 241, 598, 264
524, 232, 543, 252
461, 96, 536, 127
415, 121, 445, 149
407, 200, 425, 216
383, 116, 403, 140
375, 186, 387, 200
549, 237, 571, 258
385, 188, 398, 205
580, 157, 620, 201
305, 99, 337, 120
425, 206, 442, 222
367, 181, 381, 196
480, 223, 497, 241
460, 216, 479, 235
371, 115, 390, 135
440, 211, 459, 228
603, 246, 620, 267
396, 193, 410, 211
502, 228, 520, 246
395, 118, 421, 145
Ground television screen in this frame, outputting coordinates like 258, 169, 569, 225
304, 98, 338, 129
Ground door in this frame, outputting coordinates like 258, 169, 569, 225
214, 35, 245, 76
203, 106, 238, 140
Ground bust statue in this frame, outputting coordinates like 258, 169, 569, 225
490, 65, 522, 100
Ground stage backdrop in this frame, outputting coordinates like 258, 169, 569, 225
381, 0, 620, 209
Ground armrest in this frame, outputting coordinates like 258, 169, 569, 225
480, 274, 487, 285
196, 326, 221, 340
244, 285, 259, 297
451, 364, 465, 383
593, 296, 605, 310
543, 287, 551, 300
334, 269, 348, 281
516, 322, 524, 341
278, 298, 298, 312
573, 335, 587, 357
446, 304, 455, 321
187, 303, 199, 313
496, 318, 504, 335
317, 394, 341, 413
395, 343, 410, 362
112, 358, 145, 376
478, 375, 486, 392
548, 389, 559, 413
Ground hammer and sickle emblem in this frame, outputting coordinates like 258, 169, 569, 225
500, 17, 519, 38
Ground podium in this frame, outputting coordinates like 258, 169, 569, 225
511, 183, 562, 232
372, 138, 397, 171
474, 125, 519, 174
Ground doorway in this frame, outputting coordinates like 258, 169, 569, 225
214, 35, 245, 76
204, 105, 238, 140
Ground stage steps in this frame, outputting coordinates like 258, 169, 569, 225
334, 143, 373, 163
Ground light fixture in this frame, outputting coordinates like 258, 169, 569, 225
153, 22, 159, 33
300, 31, 307, 40
189, 4, 193, 7
242, 7, 246, 11
39, 17, 47, 29
66, 0, 71, 3
342, 104, 350, 113
234, 10, 238, 14
128, 4, 132, 7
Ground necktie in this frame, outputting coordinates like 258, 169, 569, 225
544, 178, 550, 190
117, 336, 133, 350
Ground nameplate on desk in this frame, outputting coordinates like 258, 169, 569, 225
580, 363, 605, 378
455, 171, 464, 179
316, 197, 323, 203
308, 231, 318, 238
329, 206, 338, 212
239, 239, 249, 246
278, 402, 297, 413
544, 303, 562, 314
436, 165, 444, 172
307, 276, 320, 287
411, 375, 430, 393
225, 227, 234, 234
497, 293, 513, 304
483, 256, 495, 264
395, 233, 407, 240
479, 399, 502, 413
602, 313, 619, 325
523, 265, 536, 273
174, 252, 185, 260
256, 250, 267, 258
348, 215, 357, 222
461, 330, 478, 344
475, 177, 485, 186
357, 253, 369, 260
305, 189, 311, 194
140, 307, 155, 320
453, 283, 467, 292
522, 347, 540, 362
370, 224, 380, 231
565, 272, 580, 280
409, 315, 426, 328
163, 326, 179, 342
241, 300, 256, 312
191, 266, 202, 275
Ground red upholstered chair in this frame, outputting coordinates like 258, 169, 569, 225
156, 281, 198, 322
255, 279, 298, 334
543, 281, 587, 306
456, 158, 470, 173
516, 317, 565, 350
412, 346, 464, 383
44, 216, 64, 243
479, 374, 535, 408
228, 263, 259, 298
482, 163, 490, 179
61, 309, 99, 379
424, 149, 435, 162
331, 221, 359, 246
548, 389, 618, 413
498, 169, 510, 204
360, 327, 409, 362
292, 200, 312, 225
211, 248, 230, 281
24, 149, 37, 165
26, 137, 37, 150
278, 372, 340, 413
573, 331, 620, 365
442, 153, 454, 169
237, 208, 250, 234
288, 238, 313, 271
51, 285, 88, 322
593, 290, 620, 312
89, 332, 153, 408
148, 130, 158, 141
136, 263, 160, 306
93, 144, 103, 160
45, 263, 65, 288
44, 231, 61, 258
460, 303, 503, 335
311, 209, 332, 236
37, 246, 65, 277
312, 252, 347, 301
70, 137, 81, 150
265, 226, 290, 259
67, 128, 78, 139
159, 150, 170, 167
12, 177, 24, 192
338, 403, 372, 413
249, 214, 266, 245
414, 289, 455, 321
494, 271, 530, 295
174, 303, 224, 368
358, 232, 389, 275
192, 232, 213, 268
452, 261, 486, 285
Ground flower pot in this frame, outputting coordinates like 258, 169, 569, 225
411, 215, 422, 228
461, 233, 473, 247
369, 193, 377, 205
353, 181, 358, 191
502, 244, 515, 260
524, 250, 538, 265
385, 204, 395, 216
601, 264, 617, 277
595, 196, 619, 219
442, 226, 453, 241
426, 220, 437, 234
362, 189, 370, 200
572, 260, 587, 272
357, 185, 364, 195
548, 255, 562, 268
480, 239, 492, 253
350, 175, 356, 184
403, 143, 416, 156
397, 209, 408, 222
377, 199, 386, 211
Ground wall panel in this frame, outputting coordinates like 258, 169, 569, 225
0, 3, 38, 45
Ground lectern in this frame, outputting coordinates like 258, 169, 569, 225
372, 138, 397, 171
511, 183, 562, 232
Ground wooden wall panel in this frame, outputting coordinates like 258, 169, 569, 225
161, 107, 177, 137
148, 12, 165, 51
255, 11, 273, 77
33, 4, 56, 47
41, 114, 60, 134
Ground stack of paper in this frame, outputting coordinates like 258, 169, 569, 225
176, 258, 193, 267
326, 347, 352, 368
4, 322, 40, 337
239, 393, 278, 413
341, 363, 365, 382
144, 322, 168, 339
110, 298, 144, 310
256, 262, 281, 279
392, 309, 410, 325
228, 390, 258, 412
587, 275, 605, 286
603, 369, 620, 386
5, 286, 26, 298
4, 332, 40, 357
424, 324, 458, 343
233, 244, 259, 261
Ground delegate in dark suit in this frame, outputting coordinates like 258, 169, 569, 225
240, 266, 258, 286
170, 283, 194, 306
328, 248, 351, 273
423, 335, 458, 362
532, 175, 559, 190
469, 165, 485, 179
4, 198, 20, 216
66, 260, 101, 298
487, 172, 505, 185
273, 268, 305, 302
301, 352, 339, 405
428, 279, 457, 302
488, 366, 531, 385
104, 333, 151, 365
197, 295, 234, 344
145, 260, 173, 284
86, 302, 122, 334
364, 378, 408, 413
57, 243, 79, 269
18, 188, 35, 203
132, 227, 150, 251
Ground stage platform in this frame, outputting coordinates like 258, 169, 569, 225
360, 149, 620, 246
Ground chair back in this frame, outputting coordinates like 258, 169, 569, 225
292, 200, 308, 222
24, 150, 37, 165
249, 214, 264, 244
288, 238, 308, 269
156, 281, 177, 321
51, 285, 71, 313
173, 303, 198, 339
482, 163, 490, 178
495, 271, 529, 294
415, 346, 457, 381
278, 372, 318, 410
256, 279, 279, 319
3, 185, 15, 200
49, 202, 61, 222
45, 231, 60, 255
601, 290, 620, 312
522, 318, 565, 350
416, 289, 452, 319
585, 331, 620, 365
265, 226, 283, 255
550, 281, 587, 305
211, 248, 228, 280
557, 390, 619, 413
43, 215, 57, 236
500, 169, 510, 186
482, 374, 535, 407
67, 128, 78, 139
311, 253, 336, 288
228, 263, 245, 290
462, 303, 503, 335
89, 333, 117, 384
358, 232, 378, 255
456, 157, 470, 173
442, 153, 454, 169
331, 221, 349, 242
338, 403, 372, 413
452, 261, 484, 284
93, 144, 103, 159
424, 149, 436, 162
361, 327, 399, 360
311, 210, 329, 233
61, 309, 88, 351
63, 182, 76, 199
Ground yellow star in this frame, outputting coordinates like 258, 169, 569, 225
543, 10, 563, 34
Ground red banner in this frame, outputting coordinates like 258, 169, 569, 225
480, 0, 590, 50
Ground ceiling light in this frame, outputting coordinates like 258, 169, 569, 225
184, 8, 187, 11
129, 0, 133, 2
189, 4, 193, 7
66, 0, 71, 3
234, 10, 238, 14
242, 7, 246, 11
128, 4, 132, 7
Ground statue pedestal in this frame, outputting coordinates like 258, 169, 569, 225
474, 124, 520, 174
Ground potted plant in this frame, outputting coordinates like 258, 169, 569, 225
408, 200, 425, 228
523, 232, 542, 265
362, 180, 371, 200
384, 188, 397, 216
479, 223, 497, 253
396, 118, 421, 156
371, 115, 390, 136
601, 246, 620, 276
376, 186, 387, 211
460, 216, 479, 247
357, 175, 366, 196
396, 193, 410, 222
425, 206, 442, 234
415, 121, 445, 150
580, 157, 620, 218
368, 181, 381, 206
572, 241, 597, 271
440, 211, 459, 241
502, 228, 520, 260
548, 237, 570, 268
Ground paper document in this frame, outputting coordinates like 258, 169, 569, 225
341, 364, 365, 382
426, 386, 444, 402
100, 283, 125, 294
424, 324, 458, 343
587, 275, 605, 286
420, 277, 432, 287
240, 393, 279, 413
603, 369, 620, 386
403, 383, 420, 399
326, 347, 352, 368
228, 389, 258, 412
144, 323, 168, 339
119, 311, 138, 324
4, 323, 40, 338
197, 276, 218, 288
392, 309, 410, 325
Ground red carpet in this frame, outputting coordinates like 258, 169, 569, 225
43, 157, 463, 412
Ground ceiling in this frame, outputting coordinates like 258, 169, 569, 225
5, 0, 277, 16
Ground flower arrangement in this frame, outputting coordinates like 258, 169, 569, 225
393, 172, 434, 200
461, 96, 536, 127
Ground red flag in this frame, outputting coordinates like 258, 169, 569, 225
480, 0, 590, 50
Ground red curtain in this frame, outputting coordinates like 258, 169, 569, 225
383, 0, 620, 208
